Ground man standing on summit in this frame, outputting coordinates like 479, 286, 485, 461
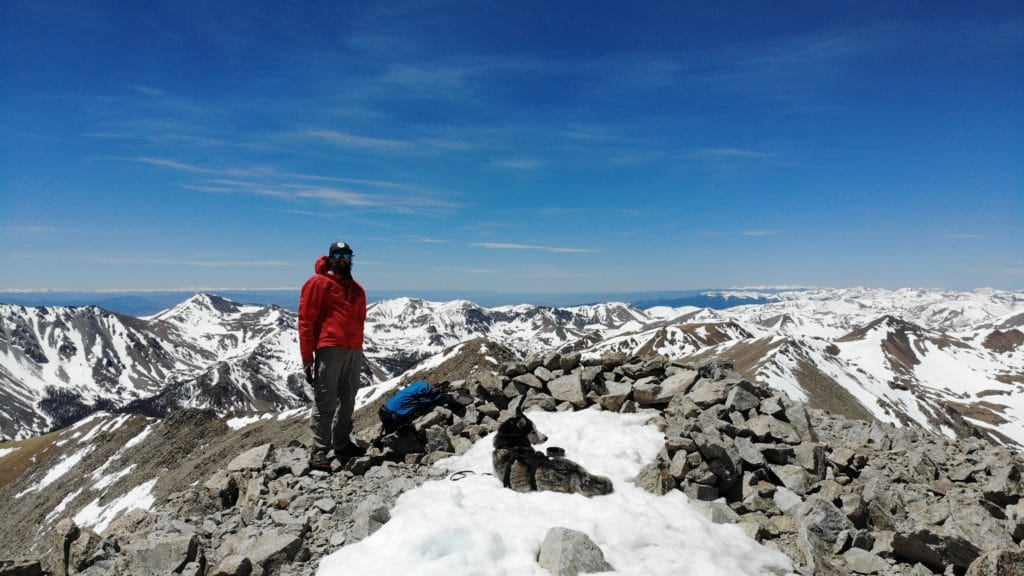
299, 241, 367, 471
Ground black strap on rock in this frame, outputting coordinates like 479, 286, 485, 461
450, 470, 493, 481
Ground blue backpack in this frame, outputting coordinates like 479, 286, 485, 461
378, 380, 448, 433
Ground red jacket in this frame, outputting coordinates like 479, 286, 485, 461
298, 256, 367, 364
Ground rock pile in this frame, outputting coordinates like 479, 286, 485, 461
20, 351, 1024, 576
34, 443, 448, 576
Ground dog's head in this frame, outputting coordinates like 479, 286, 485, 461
493, 411, 548, 449
576, 473, 614, 497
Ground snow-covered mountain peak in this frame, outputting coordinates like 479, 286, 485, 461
562, 301, 647, 325
367, 297, 442, 320
838, 314, 927, 342
149, 292, 262, 322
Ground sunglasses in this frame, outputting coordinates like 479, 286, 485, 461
330, 252, 354, 260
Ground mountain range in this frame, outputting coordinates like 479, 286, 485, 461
1, 287, 1022, 446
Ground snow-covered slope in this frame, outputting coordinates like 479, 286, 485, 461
0, 303, 203, 439
0, 294, 305, 439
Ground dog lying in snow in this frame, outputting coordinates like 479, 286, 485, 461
492, 410, 613, 497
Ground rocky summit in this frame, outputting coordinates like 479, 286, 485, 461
2, 351, 1022, 576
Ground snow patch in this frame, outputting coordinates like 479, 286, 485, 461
93, 464, 136, 491
17, 446, 94, 497
123, 425, 153, 450
44, 487, 84, 525
227, 414, 272, 430
74, 478, 158, 534
317, 409, 792, 576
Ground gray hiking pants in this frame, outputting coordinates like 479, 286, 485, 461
310, 347, 362, 453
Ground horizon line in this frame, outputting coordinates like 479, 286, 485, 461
1, 285, 1019, 295
0, 285, 817, 295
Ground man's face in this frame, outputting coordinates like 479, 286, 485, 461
330, 252, 353, 273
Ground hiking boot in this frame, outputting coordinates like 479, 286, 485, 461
310, 450, 333, 473
334, 442, 366, 462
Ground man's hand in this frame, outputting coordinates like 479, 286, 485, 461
304, 362, 314, 384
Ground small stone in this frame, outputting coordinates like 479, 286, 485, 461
843, 548, 889, 574
208, 555, 252, 576
313, 498, 336, 513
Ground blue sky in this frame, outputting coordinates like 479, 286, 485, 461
1, 1, 1022, 294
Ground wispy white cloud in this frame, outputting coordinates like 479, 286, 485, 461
59, 255, 292, 267
742, 229, 783, 237
422, 138, 475, 151
133, 156, 275, 178
136, 157, 414, 190
536, 207, 646, 218
473, 242, 594, 254
0, 226, 66, 235
292, 186, 384, 206
491, 158, 543, 170
413, 238, 449, 244
287, 173, 411, 189
438, 266, 502, 275
378, 65, 473, 98
690, 148, 773, 159
129, 156, 457, 212
305, 129, 408, 150
192, 180, 452, 209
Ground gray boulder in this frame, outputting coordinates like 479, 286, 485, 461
512, 373, 544, 390
226, 443, 274, 472
633, 462, 674, 495
548, 373, 587, 408
208, 555, 252, 576
784, 402, 819, 442
68, 529, 103, 574
350, 495, 391, 542
686, 378, 736, 408
965, 549, 1024, 576
636, 369, 697, 407
537, 527, 613, 576
47, 518, 79, 576
523, 393, 558, 412
797, 500, 855, 576
559, 352, 582, 372
842, 548, 888, 575
235, 529, 301, 574
204, 470, 240, 509
798, 499, 855, 546
691, 500, 740, 525
725, 382, 762, 413
0, 559, 44, 576
125, 533, 200, 576
891, 529, 981, 572
598, 381, 631, 412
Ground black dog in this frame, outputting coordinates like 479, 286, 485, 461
492, 411, 613, 497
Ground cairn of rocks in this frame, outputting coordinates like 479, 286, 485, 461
24, 351, 1024, 576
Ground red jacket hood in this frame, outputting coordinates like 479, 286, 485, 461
315, 255, 331, 275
